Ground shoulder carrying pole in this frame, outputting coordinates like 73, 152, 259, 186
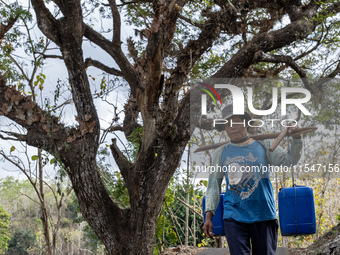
194, 127, 317, 153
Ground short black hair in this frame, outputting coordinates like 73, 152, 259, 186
214, 104, 252, 132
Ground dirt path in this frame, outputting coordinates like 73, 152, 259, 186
164, 246, 290, 255
196, 248, 228, 255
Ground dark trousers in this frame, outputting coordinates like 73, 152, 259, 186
224, 218, 278, 255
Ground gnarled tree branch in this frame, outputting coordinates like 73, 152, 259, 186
30, 0, 62, 45
110, 138, 133, 187
108, 0, 121, 44
85, 58, 123, 76
0, 15, 19, 40
254, 51, 307, 78
83, 23, 141, 94
326, 60, 340, 78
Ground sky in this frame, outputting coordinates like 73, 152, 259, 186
0, 0, 135, 179
0, 0, 195, 185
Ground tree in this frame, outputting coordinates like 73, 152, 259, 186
1, 0, 340, 254
0, 206, 10, 254
6, 228, 35, 255
0, 148, 73, 255
0, 176, 100, 254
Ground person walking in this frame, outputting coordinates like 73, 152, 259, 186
203, 104, 302, 255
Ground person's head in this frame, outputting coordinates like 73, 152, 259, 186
224, 115, 248, 142
214, 104, 252, 142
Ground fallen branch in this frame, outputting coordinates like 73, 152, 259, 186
176, 197, 203, 218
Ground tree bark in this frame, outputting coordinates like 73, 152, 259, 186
38, 148, 53, 255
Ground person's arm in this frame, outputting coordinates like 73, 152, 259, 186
263, 136, 303, 166
203, 146, 224, 237
203, 211, 214, 238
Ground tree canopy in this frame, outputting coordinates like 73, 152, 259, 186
1, 0, 340, 254
0, 206, 10, 253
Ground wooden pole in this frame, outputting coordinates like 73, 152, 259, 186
185, 145, 190, 246
194, 127, 317, 153
269, 129, 288, 152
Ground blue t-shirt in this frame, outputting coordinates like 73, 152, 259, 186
221, 140, 276, 223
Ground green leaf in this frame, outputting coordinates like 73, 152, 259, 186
10, 146, 15, 152
31, 155, 38, 161
50, 158, 55, 164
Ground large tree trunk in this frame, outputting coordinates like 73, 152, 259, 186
70, 164, 176, 255
122, 213, 158, 255
61, 136, 186, 254
61, 146, 122, 254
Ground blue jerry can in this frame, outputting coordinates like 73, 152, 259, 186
278, 186, 316, 236
202, 193, 225, 236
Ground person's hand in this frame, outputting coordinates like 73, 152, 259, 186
287, 123, 301, 139
203, 212, 214, 238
